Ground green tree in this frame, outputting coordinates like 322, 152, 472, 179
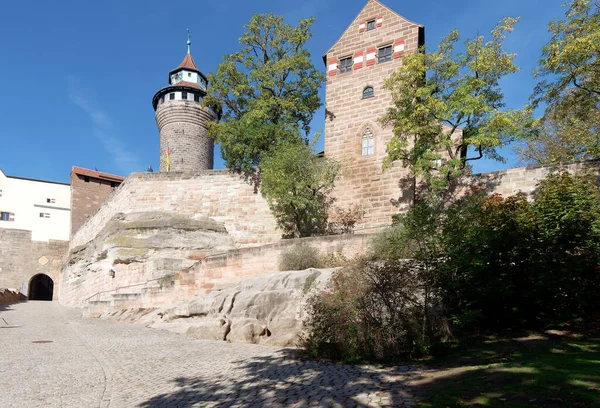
205, 14, 324, 185
521, 0, 600, 164
259, 140, 339, 238
380, 18, 529, 196
516, 97, 600, 164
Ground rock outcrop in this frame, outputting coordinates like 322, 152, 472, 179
99, 268, 334, 347
61, 211, 238, 306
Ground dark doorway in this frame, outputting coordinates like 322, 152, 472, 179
28, 274, 54, 301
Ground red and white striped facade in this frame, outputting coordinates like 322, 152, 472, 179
322, 0, 426, 231
327, 39, 405, 75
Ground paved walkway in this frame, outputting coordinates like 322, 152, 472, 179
0, 302, 417, 407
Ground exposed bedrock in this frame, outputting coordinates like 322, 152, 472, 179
61, 211, 237, 306
100, 268, 334, 347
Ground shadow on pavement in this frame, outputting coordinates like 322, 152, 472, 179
138, 348, 416, 407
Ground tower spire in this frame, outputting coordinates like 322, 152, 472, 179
187, 29, 191, 54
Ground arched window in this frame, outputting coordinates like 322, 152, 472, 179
362, 86, 374, 99
362, 128, 374, 156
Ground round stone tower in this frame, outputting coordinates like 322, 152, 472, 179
152, 31, 217, 172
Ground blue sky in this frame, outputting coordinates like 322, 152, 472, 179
0, 0, 568, 183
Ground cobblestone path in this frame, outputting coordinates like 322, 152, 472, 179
1, 302, 417, 407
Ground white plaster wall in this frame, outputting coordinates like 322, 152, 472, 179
0, 170, 71, 241
170, 70, 207, 91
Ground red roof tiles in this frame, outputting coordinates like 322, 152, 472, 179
71, 166, 125, 182
172, 53, 200, 73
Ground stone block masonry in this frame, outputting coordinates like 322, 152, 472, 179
461, 160, 600, 200
156, 101, 217, 172
70, 170, 280, 250
0, 228, 68, 298
62, 157, 600, 311
324, 0, 424, 232
70, 168, 124, 236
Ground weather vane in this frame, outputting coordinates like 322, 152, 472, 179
187, 29, 191, 54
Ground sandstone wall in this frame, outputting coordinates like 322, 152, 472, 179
66, 231, 371, 309
324, 1, 423, 232
0, 228, 68, 299
156, 101, 217, 171
70, 171, 122, 236
70, 170, 280, 249
460, 160, 600, 200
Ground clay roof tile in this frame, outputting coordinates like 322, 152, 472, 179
170, 53, 201, 74
71, 166, 125, 182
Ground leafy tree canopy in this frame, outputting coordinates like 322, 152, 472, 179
533, 0, 600, 106
206, 14, 324, 183
380, 18, 530, 195
516, 95, 600, 164
519, 0, 600, 164
259, 139, 339, 238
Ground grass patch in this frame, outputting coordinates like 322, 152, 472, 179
413, 330, 600, 407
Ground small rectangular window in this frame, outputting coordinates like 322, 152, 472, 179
169, 93, 175, 100
182, 91, 188, 100
188, 72, 192, 77
84, 176, 90, 183
378, 45, 392, 63
339, 57, 353, 73
367, 20, 376, 31
194, 94, 200, 102
111, 182, 116, 188
39, 213, 45, 218
1, 212, 10, 221
46, 198, 55, 204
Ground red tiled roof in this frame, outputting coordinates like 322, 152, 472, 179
71, 166, 125, 182
171, 53, 200, 73
171, 80, 201, 89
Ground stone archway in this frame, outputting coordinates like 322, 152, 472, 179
28, 274, 54, 301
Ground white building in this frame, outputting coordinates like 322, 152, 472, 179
0, 169, 71, 242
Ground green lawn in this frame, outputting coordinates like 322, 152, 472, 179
412, 331, 600, 407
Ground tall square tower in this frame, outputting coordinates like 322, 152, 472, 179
323, 0, 424, 230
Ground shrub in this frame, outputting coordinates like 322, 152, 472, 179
530, 171, 600, 322
318, 250, 349, 268
302, 170, 600, 362
440, 192, 537, 330
328, 205, 365, 234
301, 259, 450, 362
440, 170, 600, 330
279, 242, 321, 271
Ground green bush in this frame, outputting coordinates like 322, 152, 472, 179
318, 250, 349, 268
302, 170, 600, 362
279, 242, 321, 271
301, 259, 450, 362
440, 170, 600, 330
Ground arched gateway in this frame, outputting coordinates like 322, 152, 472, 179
28, 274, 54, 301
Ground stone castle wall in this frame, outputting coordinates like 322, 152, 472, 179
70, 172, 120, 236
0, 228, 68, 298
62, 160, 600, 310
70, 170, 280, 250
324, 0, 424, 232
156, 101, 217, 171
462, 160, 600, 199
